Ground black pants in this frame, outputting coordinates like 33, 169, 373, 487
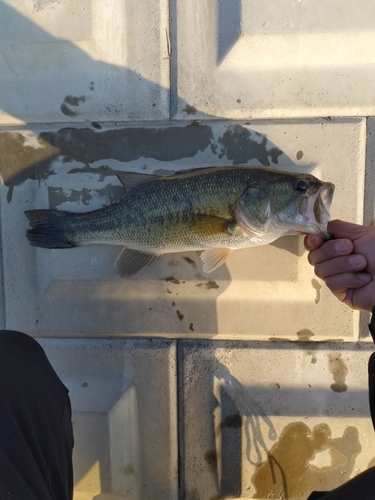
0, 330, 73, 500
1, 330, 375, 499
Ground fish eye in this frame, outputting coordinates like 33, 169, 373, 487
294, 179, 308, 193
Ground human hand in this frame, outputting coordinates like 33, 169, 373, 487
304, 220, 375, 312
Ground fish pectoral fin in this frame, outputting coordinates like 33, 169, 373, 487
114, 171, 159, 190
192, 215, 232, 235
200, 248, 232, 273
114, 247, 158, 278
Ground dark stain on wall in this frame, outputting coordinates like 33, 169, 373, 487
60, 95, 87, 116
252, 422, 360, 499
0, 123, 285, 203
0, 132, 58, 202
39, 124, 214, 164
328, 354, 348, 393
47, 185, 125, 209
218, 125, 283, 165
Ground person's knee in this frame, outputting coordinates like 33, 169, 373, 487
0, 330, 43, 357
0, 329, 50, 383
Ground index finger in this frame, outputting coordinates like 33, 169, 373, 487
307, 238, 353, 266
304, 234, 325, 251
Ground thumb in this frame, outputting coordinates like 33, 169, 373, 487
327, 220, 369, 240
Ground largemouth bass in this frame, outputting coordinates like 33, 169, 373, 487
25, 166, 334, 277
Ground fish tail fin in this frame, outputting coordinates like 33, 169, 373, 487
25, 209, 76, 248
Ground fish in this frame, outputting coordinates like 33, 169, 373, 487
25, 166, 335, 278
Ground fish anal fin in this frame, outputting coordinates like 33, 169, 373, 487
114, 171, 159, 190
200, 248, 232, 273
114, 247, 158, 278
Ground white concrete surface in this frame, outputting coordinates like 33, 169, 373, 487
174, 0, 375, 119
179, 341, 374, 499
39, 338, 178, 500
0, 0, 170, 124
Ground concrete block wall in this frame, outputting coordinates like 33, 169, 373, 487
0, 1, 374, 499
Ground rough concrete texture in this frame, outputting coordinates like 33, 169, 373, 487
175, 0, 375, 119
179, 341, 374, 500
39, 338, 178, 500
0, 0, 169, 124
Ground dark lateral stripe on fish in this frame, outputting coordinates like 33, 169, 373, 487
25, 210, 75, 248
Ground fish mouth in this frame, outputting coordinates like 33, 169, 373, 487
315, 182, 335, 225
300, 182, 335, 239
304, 181, 335, 238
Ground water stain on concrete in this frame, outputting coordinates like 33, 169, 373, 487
328, 354, 348, 393
47, 185, 124, 209
166, 277, 181, 285
195, 280, 220, 290
183, 256, 197, 268
218, 125, 283, 166
176, 310, 184, 321
306, 350, 317, 364
183, 104, 198, 115
297, 329, 315, 341
32, 0, 62, 12
60, 95, 86, 116
39, 124, 214, 165
252, 422, 360, 499
2, 124, 285, 203
206, 280, 219, 290
312, 278, 322, 304
0, 132, 58, 202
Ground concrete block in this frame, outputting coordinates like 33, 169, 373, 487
0, 0, 169, 124
39, 338, 178, 500
0, 119, 366, 338
174, 0, 375, 119
179, 340, 374, 499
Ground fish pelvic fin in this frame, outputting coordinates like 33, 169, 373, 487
200, 248, 232, 273
25, 210, 75, 248
114, 247, 158, 278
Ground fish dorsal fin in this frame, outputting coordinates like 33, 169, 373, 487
114, 247, 158, 277
200, 248, 232, 273
114, 171, 159, 190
